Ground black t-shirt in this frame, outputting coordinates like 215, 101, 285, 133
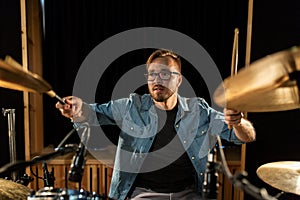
134, 105, 195, 193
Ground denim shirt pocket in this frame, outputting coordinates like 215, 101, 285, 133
121, 117, 147, 138
193, 123, 209, 142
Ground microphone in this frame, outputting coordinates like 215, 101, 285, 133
68, 142, 86, 182
42, 162, 55, 187
68, 124, 89, 183
202, 147, 219, 200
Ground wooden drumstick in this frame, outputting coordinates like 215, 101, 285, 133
47, 90, 66, 105
228, 28, 239, 129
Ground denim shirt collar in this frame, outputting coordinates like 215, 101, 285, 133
140, 93, 190, 113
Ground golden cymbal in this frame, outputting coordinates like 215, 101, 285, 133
0, 178, 31, 200
257, 161, 300, 195
213, 46, 300, 112
0, 56, 52, 93
0, 56, 65, 103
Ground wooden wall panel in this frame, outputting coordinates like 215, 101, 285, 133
28, 153, 241, 200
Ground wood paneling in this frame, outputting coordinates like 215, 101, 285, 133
28, 149, 241, 200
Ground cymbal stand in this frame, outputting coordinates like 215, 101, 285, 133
2, 108, 17, 181
2, 108, 34, 185
215, 136, 278, 200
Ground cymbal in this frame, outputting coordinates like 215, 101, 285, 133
213, 46, 300, 112
0, 56, 52, 93
0, 56, 65, 103
257, 161, 300, 195
0, 178, 31, 200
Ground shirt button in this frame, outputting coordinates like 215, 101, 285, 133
191, 156, 195, 160
175, 124, 179, 128
201, 130, 206, 134
183, 140, 187, 144
200, 173, 203, 176
130, 127, 134, 131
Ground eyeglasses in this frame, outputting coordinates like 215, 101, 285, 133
144, 71, 181, 81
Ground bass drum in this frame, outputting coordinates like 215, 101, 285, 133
27, 187, 103, 200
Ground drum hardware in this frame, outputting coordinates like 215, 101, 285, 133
27, 124, 106, 200
25, 125, 104, 200
2, 108, 34, 186
209, 136, 279, 200
68, 124, 90, 184
28, 187, 104, 200
0, 144, 78, 177
2, 108, 18, 181
16, 173, 34, 187
42, 162, 55, 187
0, 124, 106, 200
202, 147, 219, 200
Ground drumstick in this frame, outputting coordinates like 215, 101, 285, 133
228, 28, 239, 129
47, 90, 66, 105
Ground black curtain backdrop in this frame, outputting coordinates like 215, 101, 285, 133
0, 0, 24, 173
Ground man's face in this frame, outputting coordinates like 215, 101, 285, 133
147, 57, 182, 102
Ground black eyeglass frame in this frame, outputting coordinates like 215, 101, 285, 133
144, 71, 181, 81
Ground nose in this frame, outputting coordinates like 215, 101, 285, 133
152, 74, 163, 83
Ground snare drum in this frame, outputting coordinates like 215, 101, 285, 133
27, 187, 102, 200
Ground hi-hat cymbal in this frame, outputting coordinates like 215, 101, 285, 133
213, 46, 300, 112
257, 161, 300, 195
0, 178, 31, 200
0, 56, 65, 103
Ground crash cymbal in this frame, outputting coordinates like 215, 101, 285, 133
213, 46, 300, 112
0, 56, 65, 104
0, 178, 31, 200
0, 56, 52, 93
257, 161, 300, 195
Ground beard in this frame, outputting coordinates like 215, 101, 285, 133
149, 85, 174, 102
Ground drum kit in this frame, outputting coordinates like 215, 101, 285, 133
0, 46, 300, 199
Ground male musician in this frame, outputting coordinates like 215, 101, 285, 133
56, 49, 256, 200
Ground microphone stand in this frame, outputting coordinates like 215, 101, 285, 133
42, 124, 89, 188
0, 144, 78, 177
68, 123, 90, 184
42, 162, 55, 187
66, 123, 107, 200
215, 136, 278, 200
0, 124, 88, 179
202, 147, 219, 200
2, 108, 34, 186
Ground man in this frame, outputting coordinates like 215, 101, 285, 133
56, 49, 256, 200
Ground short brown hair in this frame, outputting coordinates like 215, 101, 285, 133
146, 49, 181, 71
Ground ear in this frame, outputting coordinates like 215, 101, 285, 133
177, 75, 182, 87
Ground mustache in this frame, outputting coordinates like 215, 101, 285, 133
152, 84, 166, 90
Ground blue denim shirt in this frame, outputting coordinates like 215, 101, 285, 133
81, 93, 243, 200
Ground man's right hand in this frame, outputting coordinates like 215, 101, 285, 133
55, 96, 83, 121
